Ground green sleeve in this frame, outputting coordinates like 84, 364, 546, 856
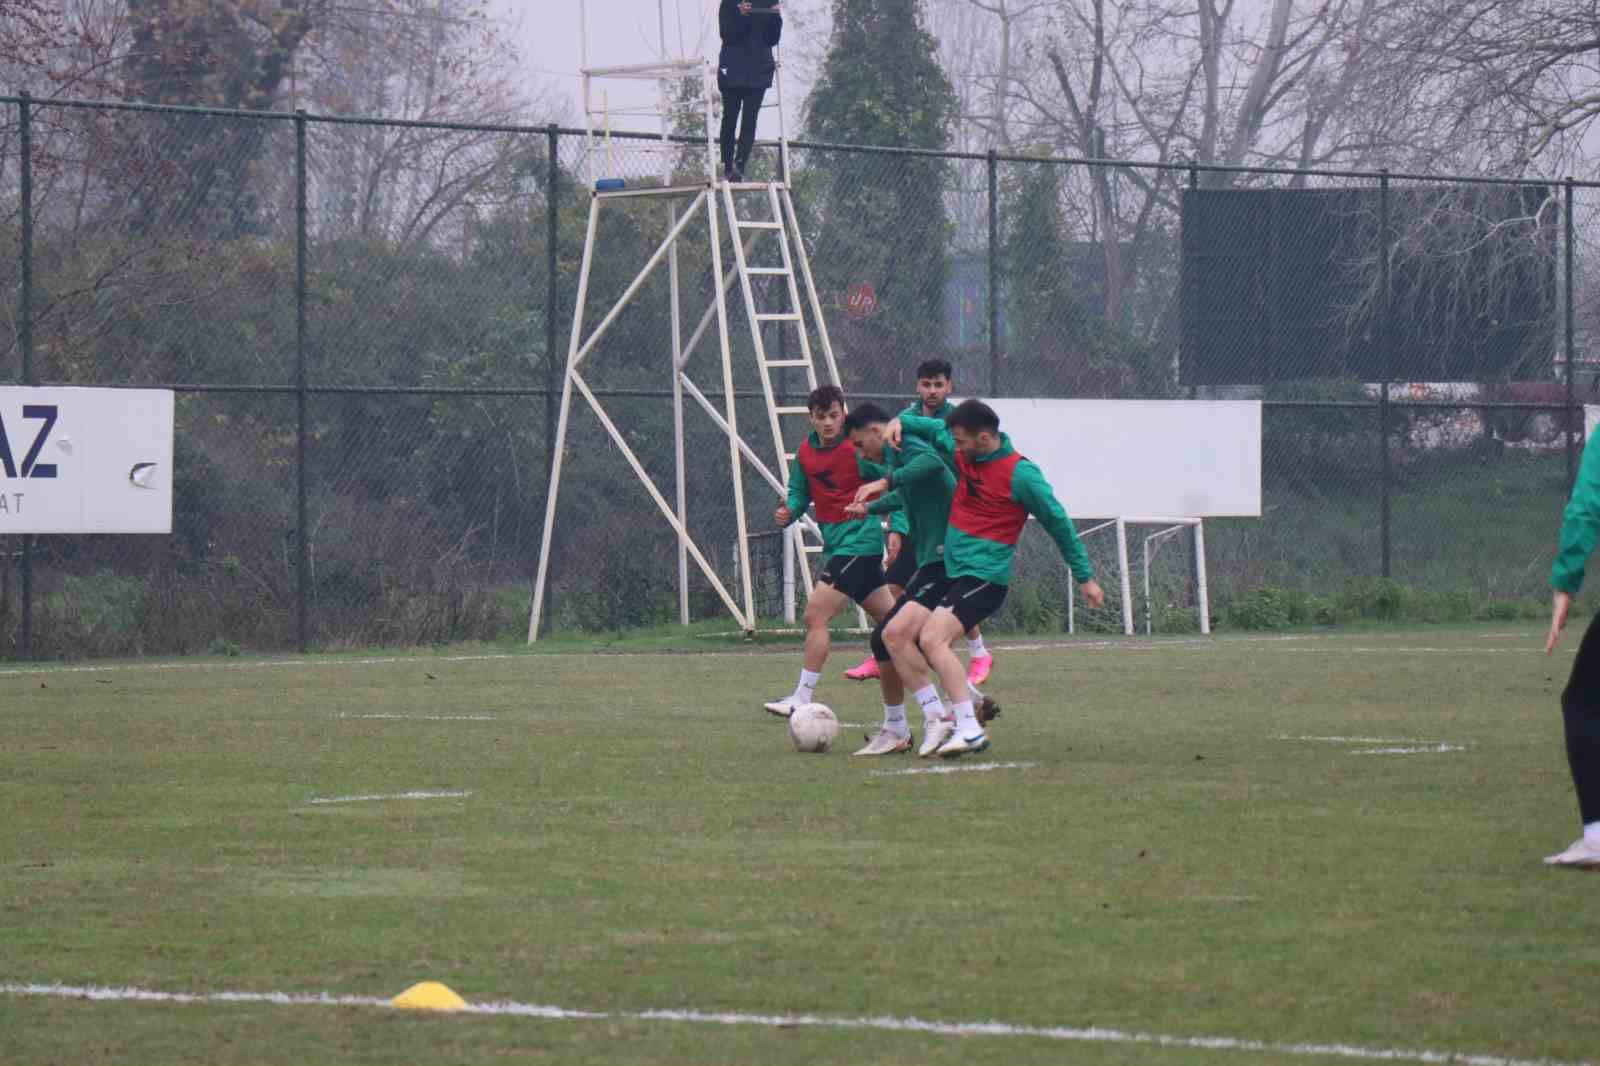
887, 447, 949, 491
868, 490, 906, 517
857, 454, 891, 481
1011, 460, 1095, 582
898, 413, 956, 466
852, 452, 906, 530
784, 455, 809, 523
1553, 435, 1600, 593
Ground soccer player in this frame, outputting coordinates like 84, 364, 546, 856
764, 385, 897, 718
843, 358, 997, 686
841, 402, 956, 754
1543, 430, 1600, 866
879, 399, 1104, 757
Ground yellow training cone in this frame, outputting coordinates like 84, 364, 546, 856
391, 981, 467, 1012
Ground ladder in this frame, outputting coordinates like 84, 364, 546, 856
719, 178, 852, 619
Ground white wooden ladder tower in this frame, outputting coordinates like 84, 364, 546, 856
528, 0, 844, 640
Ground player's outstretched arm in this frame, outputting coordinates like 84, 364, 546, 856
853, 478, 891, 505
887, 444, 950, 489
866, 488, 905, 516
1011, 459, 1095, 584
895, 414, 958, 470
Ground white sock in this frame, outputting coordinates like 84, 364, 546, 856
882, 703, 908, 737
967, 633, 989, 658
794, 668, 821, 703
952, 699, 980, 737
913, 684, 946, 722
1584, 821, 1600, 847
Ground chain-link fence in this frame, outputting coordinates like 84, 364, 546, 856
3, 92, 1597, 658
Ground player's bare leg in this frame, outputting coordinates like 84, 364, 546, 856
854, 631, 911, 756
802, 581, 851, 672
764, 581, 850, 718
844, 582, 908, 681
883, 601, 952, 756
859, 583, 897, 626
919, 608, 990, 757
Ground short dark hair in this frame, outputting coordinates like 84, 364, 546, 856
807, 384, 846, 413
843, 402, 892, 433
915, 359, 953, 381
945, 398, 1000, 435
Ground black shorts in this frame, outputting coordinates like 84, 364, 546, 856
883, 544, 918, 590
817, 553, 886, 605
939, 576, 1008, 630
869, 563, 951, 662
903, 562, 952, 610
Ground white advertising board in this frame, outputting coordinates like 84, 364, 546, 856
982, 399, 1261, 518
0, 387, 174, 533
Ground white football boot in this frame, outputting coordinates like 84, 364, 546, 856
763, 697, 799, 718
853, 729, 913, 757
936, 730, 991, 759
918, 717, 955, 758
1544, 838, 1600, 869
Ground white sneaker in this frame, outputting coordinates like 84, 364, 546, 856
1544, 837, 1600, 868
853, 729, 912, 756
918, 717, 955, 758
936, 730, 991, 758
763, 697, 799, 718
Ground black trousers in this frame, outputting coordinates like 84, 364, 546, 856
719, 86, 766, 171
1562, 609, 1600, 823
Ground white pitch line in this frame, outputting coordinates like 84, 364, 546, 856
0, 653, 518, 679
870, 761, 1038, 777
305, 790, 471, 805
1351, 744, 1467, 756
0, 982, 1585, 1066
1277, 735, 1422, 745
1277, 736, 1466, 755
336, 714, 497, 722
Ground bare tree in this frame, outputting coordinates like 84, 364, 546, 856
936, 0, 1435, 344
298, 0, 554, 250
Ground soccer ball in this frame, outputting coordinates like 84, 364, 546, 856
788, 703, 839, 753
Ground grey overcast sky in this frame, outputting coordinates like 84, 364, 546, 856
494, 0, 817, 132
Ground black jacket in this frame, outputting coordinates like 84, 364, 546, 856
718, 0, 782, 91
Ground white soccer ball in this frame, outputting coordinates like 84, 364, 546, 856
788, 703, 839, 753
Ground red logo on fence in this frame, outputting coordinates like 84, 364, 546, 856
841, 281, 879, 320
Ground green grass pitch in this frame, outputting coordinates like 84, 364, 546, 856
3, 626, 1598, 1065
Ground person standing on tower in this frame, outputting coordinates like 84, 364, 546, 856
718, 0, 783, 183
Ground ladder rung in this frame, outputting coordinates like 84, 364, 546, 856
745, 267, 791, 276
736, 220, 783, 230
802, 545, 823, 553
773, 405, 811, 415
765, 360, 809, 368
728, 181, 785, 191
756, 312, 802, 322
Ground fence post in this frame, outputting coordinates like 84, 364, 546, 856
1379, 169, 1392, 579
18, 91, 34, 659
1567, 176, 1578, 488
1186, 162, 1199, 398
988, 148, 1000, 394
295, 110, 310, 653
546, 124, 560, 483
